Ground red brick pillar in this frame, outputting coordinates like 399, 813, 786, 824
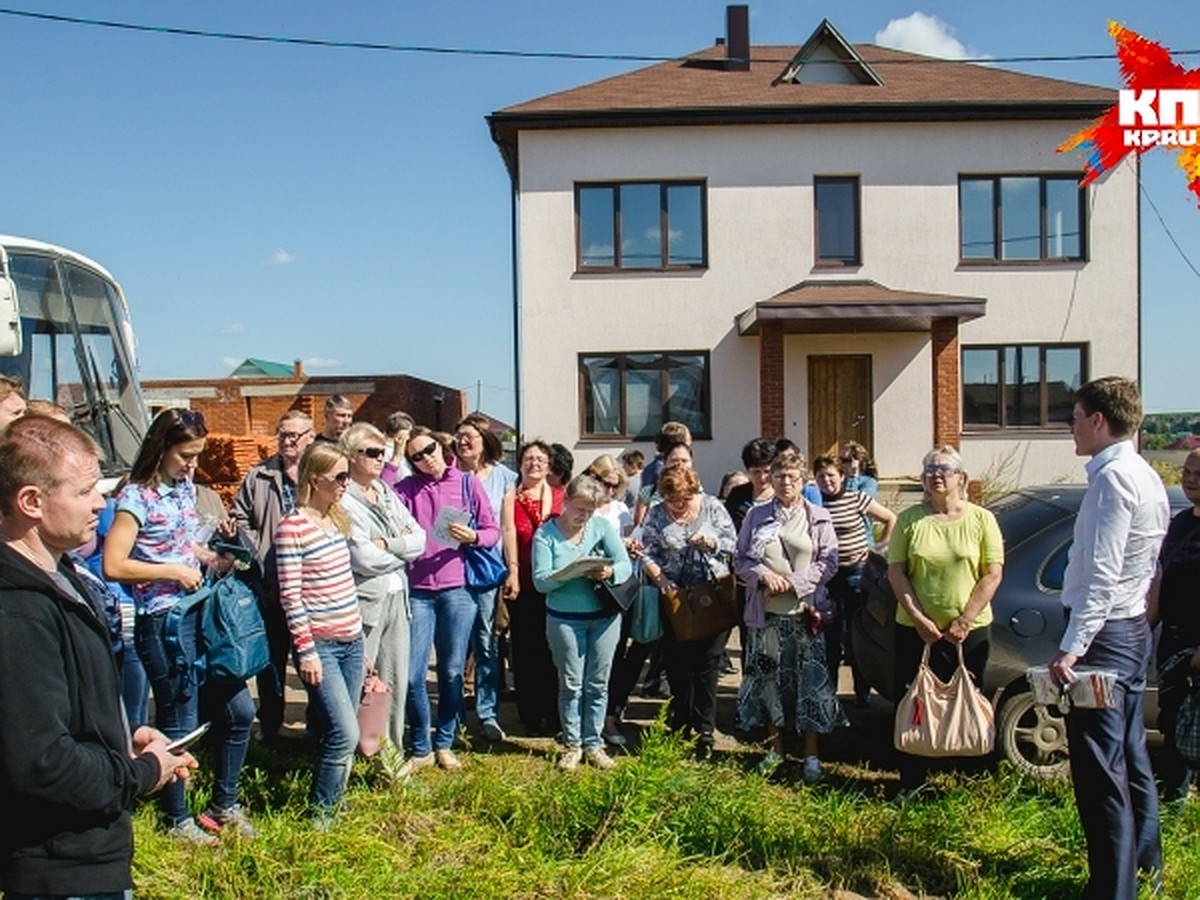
759, 321, 785, 439
931, 317, 961, 449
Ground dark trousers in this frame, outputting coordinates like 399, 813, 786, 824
663, 627, 730, 743
894, 624, 990, 789
825, 561, 868, 698
1154, 677, 1194, 802
255, 585, 291, 738
1066, 615, 1161, 899
507, 587, 559, 733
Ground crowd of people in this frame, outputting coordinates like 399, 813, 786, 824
1, 374, 1197, 898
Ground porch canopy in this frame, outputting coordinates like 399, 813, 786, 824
736, 279, 986, 334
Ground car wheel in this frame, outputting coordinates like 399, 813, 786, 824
997, 690, 1071, 781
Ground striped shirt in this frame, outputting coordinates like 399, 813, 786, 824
275, 511, 362, 662
820, 488, 873, 567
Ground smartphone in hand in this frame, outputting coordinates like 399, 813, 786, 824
165, 722, 211, 755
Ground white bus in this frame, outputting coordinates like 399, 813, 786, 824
0, 235, 149, 475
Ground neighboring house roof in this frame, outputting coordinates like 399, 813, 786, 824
736, 279, 986, 335
488, 20, 1115, 180
229, 357, 295, 378
1166, 435, 1200, 450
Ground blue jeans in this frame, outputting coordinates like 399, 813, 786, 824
1066, 615, 1161, 898
470, 586, 501, 725
545, 612, 621, 751
304, 638, 364, 812
136, 609, 254, 823
407, 587, 475, 755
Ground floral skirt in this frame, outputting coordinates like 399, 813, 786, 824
737, 613, 847, 735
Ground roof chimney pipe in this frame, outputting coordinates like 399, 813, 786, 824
726, 5, 749, 71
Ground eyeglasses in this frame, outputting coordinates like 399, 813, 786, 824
408, 442, 440, 464
924, 463, 960, 476
278, 428, 312, 443
772, 471, 804, 482
357, 447, 386, 460
455, 431, 480, 443
322, 472, 349, 486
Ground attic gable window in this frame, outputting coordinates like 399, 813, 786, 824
774, 19, 883, 87
576, 181, 706, 272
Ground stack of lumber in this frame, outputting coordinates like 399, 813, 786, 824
196, 434, 274, 508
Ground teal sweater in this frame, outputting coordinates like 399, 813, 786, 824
531, 515, 632, 615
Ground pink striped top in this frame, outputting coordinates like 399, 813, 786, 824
274, 511, 362, 663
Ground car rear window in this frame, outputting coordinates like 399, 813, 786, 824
988, 492, 1075, 552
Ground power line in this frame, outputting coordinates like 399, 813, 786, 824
1140, 179, 1200, 279
0, 6, 1196, 66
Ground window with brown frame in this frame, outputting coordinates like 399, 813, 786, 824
962, 343, 1087, 430
959, 174, 1085, 262
579, 351, 711, 440
575, 181, 706, 271
814, 175, 861, 265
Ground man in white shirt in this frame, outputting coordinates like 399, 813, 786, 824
1048, 376, 1168, 899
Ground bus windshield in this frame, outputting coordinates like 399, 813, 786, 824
0, 244, 148, 474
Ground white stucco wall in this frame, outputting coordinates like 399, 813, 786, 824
513, 119, 1138, 490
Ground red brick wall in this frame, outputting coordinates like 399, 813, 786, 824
931, 317, 961, 449
759, 321, 785, 439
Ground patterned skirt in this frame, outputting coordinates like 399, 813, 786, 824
737, 613, 848, 734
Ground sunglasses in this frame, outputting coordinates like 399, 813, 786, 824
408, 442, 440, 464
278, 428, 312, 443
588, 472, 620, 490
357, 447, 386, 460
924, 463, 960, 476
321, 471, 350, 486
179, 409, 205, 429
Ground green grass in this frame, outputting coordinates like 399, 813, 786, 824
132, 723, 1200, 898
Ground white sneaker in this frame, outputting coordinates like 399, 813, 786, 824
168, 817, 218, 846
397, 752, 435, 780
558, 747, 583, 772
585, 747, 617, 770
802, 755, 822, 784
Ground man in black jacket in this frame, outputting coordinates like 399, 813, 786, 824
0, 415, 190, 897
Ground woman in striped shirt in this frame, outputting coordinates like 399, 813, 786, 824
275, 442, 363, 824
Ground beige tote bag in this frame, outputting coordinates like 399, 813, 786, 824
894, 643, 995, 758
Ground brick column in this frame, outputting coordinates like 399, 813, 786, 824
931, 316, 961, 449
759, 321, 785, 439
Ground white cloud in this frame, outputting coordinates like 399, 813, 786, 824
219, 322, 245, 335
874, 12, 979, 60
263, 248, 297, 266
303, 356, 341, 370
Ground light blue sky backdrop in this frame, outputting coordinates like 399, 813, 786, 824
2, 1, 1196, 419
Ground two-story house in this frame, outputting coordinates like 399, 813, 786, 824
487, 7, 1132, 489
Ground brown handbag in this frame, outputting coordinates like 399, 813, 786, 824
660, 552, 739, 643
893, 643, 995, 758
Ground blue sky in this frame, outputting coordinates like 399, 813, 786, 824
2, 1, 1197, 419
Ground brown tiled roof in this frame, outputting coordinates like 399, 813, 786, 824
489, 41, 1114, 177
736, 279, 986, 335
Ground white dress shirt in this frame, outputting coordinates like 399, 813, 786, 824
1060, 440, 1169, 657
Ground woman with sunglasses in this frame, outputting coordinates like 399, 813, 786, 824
395, 426, 500, 773
887, 446, 1003, 796
104, 409, 255, 844
454, 414, 517, 742
340, 422, 425, 778
274, 442, 364, 824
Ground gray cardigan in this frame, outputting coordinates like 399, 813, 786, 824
342, 479, 426, 618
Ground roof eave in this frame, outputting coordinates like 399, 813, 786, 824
488, 99, 1110, 181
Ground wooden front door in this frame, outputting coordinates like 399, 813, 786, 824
807, 355, 873, 463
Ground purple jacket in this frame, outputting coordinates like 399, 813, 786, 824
734, 497, 838, 630
394, 464, 499, 591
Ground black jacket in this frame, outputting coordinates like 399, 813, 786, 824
0, 543, 160, 894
